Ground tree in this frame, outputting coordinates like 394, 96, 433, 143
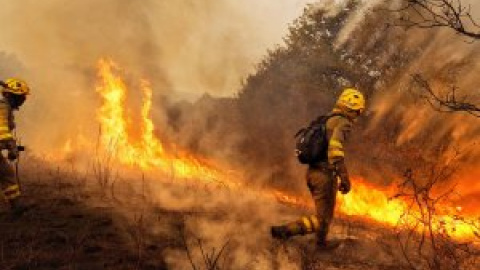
398, 0, 480, 39
410, 73, 480, 117
395, 0, 480, 116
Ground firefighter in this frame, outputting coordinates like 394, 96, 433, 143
0, 78, 29, 214
271, 88, 365, 249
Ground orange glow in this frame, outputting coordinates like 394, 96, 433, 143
94, 59, 478, 242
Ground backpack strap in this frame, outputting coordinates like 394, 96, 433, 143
294, 113, 347, 138
327, 112, 346, 120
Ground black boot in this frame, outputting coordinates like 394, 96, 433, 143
270, 225, 292, 240
316, 234, 341, 251
315, 230, 341, 251
316, 240, 341, 251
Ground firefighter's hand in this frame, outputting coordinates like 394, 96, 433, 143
7, 150, 18, 161
333, 160, 350, 194
5, 139, 18, 161
339, 177, 351, 194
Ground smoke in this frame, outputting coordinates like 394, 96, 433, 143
335, 0, 391, 46
0, 0, 317, 153
113, 170, 306, 269
158, 0, 480, 201
0, 2, 320, 268
153, 0, 480, 194
340, 1, 480, 205
1, 0, 480, 266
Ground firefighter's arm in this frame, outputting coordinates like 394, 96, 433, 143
328, 118, 352, 194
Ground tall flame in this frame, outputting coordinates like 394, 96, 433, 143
96, 59, 237, 185
95, 59, 479, 241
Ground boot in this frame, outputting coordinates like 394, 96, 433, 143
316, 231, 341, 251
270, 225, 292, 240
316, 240, 341, 251
271, 220, 307, 240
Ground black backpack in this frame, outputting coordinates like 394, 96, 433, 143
294, 114, 339, 165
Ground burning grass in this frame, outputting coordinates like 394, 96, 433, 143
28, 56, 477, 269
93, 59, 480, 242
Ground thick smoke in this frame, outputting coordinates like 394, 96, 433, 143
0, 0, 316, 154
333, 1, 480, 209
165, 0, 480, 202
0, 2, 318, 268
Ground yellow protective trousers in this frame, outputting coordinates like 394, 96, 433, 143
306, 165, 338, 242
284, 165, 338, 243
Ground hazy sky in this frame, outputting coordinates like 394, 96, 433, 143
0, 0, 317, 99
0, 0, 317, 151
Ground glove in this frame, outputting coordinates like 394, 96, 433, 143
7, 150, 18, 161
339, 177, 351, 194
333, 160, 351, 194
5, 139, 18, 161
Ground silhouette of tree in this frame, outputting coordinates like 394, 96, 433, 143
397, 0, 480, 39
394, 1, 480, 117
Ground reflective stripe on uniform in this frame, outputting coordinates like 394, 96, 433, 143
0, 133, 13, 140
0, 124, 12, 140
328, 138, 345, 161
4, 184, 19, 193
0, 99, 13, 141
301, 216, 313, 233
3, 184, 20, 200
309, 215, 320, 231
329, 139, 343, 149
4, 189, 20, 200
328, 149, 344, 158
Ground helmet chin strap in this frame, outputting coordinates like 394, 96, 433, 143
332, 107, 361, 121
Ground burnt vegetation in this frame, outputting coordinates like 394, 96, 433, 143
392, 149, 480, 270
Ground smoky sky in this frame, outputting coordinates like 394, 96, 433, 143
0, 0, 316, 152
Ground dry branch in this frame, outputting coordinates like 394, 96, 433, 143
410, 74, 480, 117
391, 149, 480, 270
396, 0, 480, 39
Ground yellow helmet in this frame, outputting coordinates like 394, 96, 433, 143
336, 88, 365, 113
2, 78, 30, 96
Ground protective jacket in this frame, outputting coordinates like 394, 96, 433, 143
0, 96, 14, 141
325, 113, 353, 165
0, 96, 20, 201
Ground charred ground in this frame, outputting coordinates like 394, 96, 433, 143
0, 154, 433, 270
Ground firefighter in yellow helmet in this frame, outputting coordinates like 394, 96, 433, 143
0, 78, 29, 214
271, 88, 366, 249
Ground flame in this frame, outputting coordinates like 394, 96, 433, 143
94, 59, 478, 241
96, 59, 239, 186
338, 177, 479, 240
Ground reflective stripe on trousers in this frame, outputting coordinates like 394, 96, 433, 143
3, 184, 20, 200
